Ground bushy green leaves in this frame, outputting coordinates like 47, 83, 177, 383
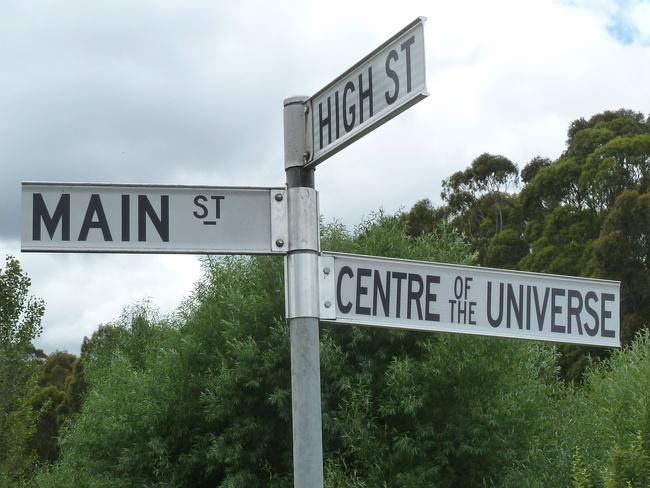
30, 213, 565, 487
561, 333, 650, 487
0, 255, 44, 351
0, 255, 45, 484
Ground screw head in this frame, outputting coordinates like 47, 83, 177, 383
275, 239, 284, 248
324, 301, 332, 309
323, 267, 331, 275
275, 193, 283, 202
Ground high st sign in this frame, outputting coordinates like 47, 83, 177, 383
306, 17, 428, 167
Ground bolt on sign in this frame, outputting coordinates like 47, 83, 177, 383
319, 252, 621, 347
22, 182, 288, 254
306, 17, 428, 167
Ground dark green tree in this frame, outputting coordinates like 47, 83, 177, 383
441, 153, 520, 261
405, 198, 448, 237
589, 189, 650, 343
28, 352, 86, 463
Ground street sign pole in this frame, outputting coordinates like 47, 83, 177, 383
283, 96, 324, 488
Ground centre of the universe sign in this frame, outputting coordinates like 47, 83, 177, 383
319, 252, 620, 347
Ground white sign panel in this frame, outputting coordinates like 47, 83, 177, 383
22, 183, 288, 254
307, 17, 428, 166
319, 252, 621, 347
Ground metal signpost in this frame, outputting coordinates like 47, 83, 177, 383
19, 17, 621, 488
282, 18, 428, 486
22, 182, 287, 254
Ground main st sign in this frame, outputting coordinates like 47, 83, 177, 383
306, 17, 427, 166
22, 182, 287, 254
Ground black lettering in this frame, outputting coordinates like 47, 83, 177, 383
193, 195, 208, 219
335, 91, 340, 140
457, 301, 468, 323
567, 290, 584, 335
506, 283, 524, 329
358, 67, 373, 123
469, 302, 477, 325
343, 81, 356, 132
400, 36, 415, 92
392, 272, 407, 318
337, 266, 354, 313
372, 270, 391, 317
211, 195, 225, 218
121, 195, 130, 241
506, 284, 524, 329
384, 49, 399, 104
453, 276, 463, 300
601, 293, 615, 338
487, 281, 504, 327
526, 285, 532, 330
533, 287, 550, 331
465, 277, 472, 299
407, 274, 423, 320
355, 268, 372, 315
425, 275, 440, 321
319, 97, 332, 149
584, 291, 599, 336
138, 195, 169, 242
551, 288, 566, 333
78, 194, 112, 241
32, 193, 70, 241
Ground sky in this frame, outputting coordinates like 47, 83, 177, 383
1, 0, 649, 354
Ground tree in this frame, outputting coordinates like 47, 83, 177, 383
28, 352, 86, 463
589, 189, 650, 343
0, 255, 45, 483
520, 156, 551, 185
441, 153, 520, 261
0, 255, 45, 352
405, 198, 448, 237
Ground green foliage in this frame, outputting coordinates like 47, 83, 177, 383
35, 257, 289, 487
405, 198, 448, 237
410, 108, 650, 382
33, 213, 563, 487
0, 255, 44, 351
0, 255, 45, 484
558, 333, 650, 487
27, 351, 86, 463
484, 228, 528, 269
441, 154, 520, 256
520, 156, 551, 185
589, 189, 650, 343
572, 447, 593, 488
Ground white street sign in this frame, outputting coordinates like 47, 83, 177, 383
22, 182, 288, 254
319, 252, 621, 347
306, 17, 428, 167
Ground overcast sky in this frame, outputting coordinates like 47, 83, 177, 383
1, 0, 649, 353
